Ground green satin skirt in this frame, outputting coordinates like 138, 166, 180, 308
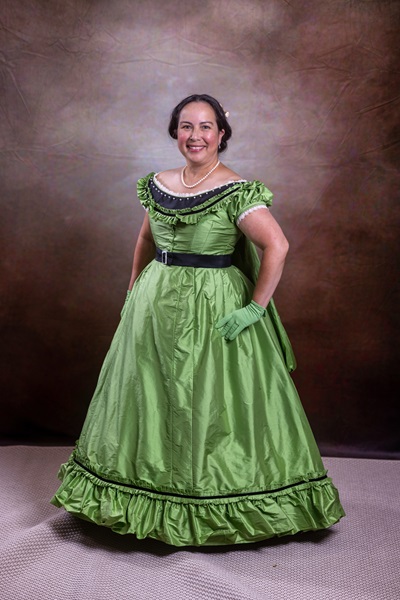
51, 260, 345, 546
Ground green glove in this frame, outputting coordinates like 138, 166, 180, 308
216, 300, 266, 341
120, 289, 132, 318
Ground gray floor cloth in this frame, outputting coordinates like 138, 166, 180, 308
0, 446, 398, 600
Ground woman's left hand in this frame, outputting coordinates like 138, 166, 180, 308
216, 300, 266, 341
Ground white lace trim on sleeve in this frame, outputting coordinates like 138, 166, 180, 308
236, 204, 269, 225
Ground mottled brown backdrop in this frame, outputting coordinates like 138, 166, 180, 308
1, 0, 399, 457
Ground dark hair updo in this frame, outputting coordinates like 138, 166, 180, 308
168, 94, 232, 153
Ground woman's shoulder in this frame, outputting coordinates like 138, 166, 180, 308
155, 168, 182, 191
216, 164, 242, 183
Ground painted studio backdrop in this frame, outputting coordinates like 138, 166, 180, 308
1, 0, 399, 457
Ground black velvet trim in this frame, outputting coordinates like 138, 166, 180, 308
73, 458, 327, 500
149, 178, 239, 212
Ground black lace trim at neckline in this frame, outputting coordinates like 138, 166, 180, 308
149, 177, 240, 210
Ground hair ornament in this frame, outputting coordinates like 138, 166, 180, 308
218, 102, 229, 119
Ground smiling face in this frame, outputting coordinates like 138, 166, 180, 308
177, 101, 225, 165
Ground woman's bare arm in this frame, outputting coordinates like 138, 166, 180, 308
128, 213, 156, 290
238, 209, 289, 307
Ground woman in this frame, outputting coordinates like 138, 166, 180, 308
52, 94, 345, 546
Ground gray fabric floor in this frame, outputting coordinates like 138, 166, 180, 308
0, 446, 399, 600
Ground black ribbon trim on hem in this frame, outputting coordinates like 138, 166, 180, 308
73, 458, 327, 500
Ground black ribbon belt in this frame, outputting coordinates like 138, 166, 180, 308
155, 248, 232, 268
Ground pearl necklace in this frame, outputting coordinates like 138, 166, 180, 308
181, 160, 220, 189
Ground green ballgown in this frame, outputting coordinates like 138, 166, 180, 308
51, 174, 345, 546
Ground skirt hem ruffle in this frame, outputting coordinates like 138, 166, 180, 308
51, 458, 345, 546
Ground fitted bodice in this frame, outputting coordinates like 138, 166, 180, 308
139, 173, 274, 256
150, 209, 242, 255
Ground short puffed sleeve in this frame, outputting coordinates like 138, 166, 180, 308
226, 181, 273, 225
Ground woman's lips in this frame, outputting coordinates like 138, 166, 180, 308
187, 145, 206, 152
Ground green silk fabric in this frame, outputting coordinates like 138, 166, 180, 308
51, 176, 344, 546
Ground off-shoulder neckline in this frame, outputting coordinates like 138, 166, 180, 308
153, 172, 247, 197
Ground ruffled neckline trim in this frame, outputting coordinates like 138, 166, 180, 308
137, 172, 272, 225
153, 172, 247, 197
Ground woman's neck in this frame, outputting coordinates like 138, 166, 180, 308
181, 159, 220, 189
